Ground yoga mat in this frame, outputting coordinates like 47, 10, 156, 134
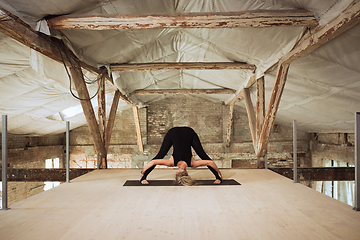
123, 179, 241, 186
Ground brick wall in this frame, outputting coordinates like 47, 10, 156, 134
311, 132, 355, 167
1, 95, 312, 171
0, 95, 316, 206
147, 95, 224, 144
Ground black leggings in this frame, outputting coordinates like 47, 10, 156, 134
140, 127, 222, 182
140, 165, 222, 182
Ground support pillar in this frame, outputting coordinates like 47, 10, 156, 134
133, 106, 143, 152
98, 72, 107, 169
226, 104, 234, 147
243, 88, 257, 150
66, 121, 70, 183
2, 115, 8, 210
69, 62, 107, 165
265, 152, 268, 169
97, 154, 100, 169
354, 112, 360, 211
293, 120, 297, 183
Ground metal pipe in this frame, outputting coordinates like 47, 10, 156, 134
354, 112, 360, 211
293, 120, 297, 183
97, 154, 100, 169
2, 115, 8, 210
66, 121, 70, 183
265, 152, 268, 169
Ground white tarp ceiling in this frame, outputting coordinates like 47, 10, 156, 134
0, 0, 358, 135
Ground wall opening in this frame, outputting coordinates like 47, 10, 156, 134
44, 158, 61, 191
311, 159, 355, 207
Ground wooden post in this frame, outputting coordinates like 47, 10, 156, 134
243, 88, 257, 151
98, 72, 107, 169
256, 77, 266, 167
256, 76, 265, 144
69, 62, 107, 163
133, 106, 143, 152
226, 104, 235, 147
105, 90, 121, 152
257, 63, 289, 157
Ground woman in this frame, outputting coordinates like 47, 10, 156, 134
140, 126, 222, 185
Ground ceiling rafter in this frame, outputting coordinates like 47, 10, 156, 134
256, 1, 360, 157
131, 88, 235, 95
281, 0, 360, 65
111, 62, 256, 72
225, 0, 360, 107
46, 10, 317, 30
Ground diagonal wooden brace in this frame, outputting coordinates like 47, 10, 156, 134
69, 61, 107, 164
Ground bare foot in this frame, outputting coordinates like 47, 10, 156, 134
141, 180, 149, 184
214, 179, 221, 184
140, 170, 148, 184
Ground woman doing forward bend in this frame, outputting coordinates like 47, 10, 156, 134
140, 127, 222, 185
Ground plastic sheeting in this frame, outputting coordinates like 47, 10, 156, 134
0, 0, 359, 135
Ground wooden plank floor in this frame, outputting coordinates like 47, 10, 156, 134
1, 169, 360, 240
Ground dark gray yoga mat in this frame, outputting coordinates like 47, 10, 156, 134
123, 179, 241, 186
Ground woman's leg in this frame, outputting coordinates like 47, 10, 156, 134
141, 130, 173, 184
140, 157, 174, 184
191, 134, 222, 183
191, 158, 222, 184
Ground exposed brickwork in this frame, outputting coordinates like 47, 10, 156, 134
147, 95, 223, 144
1, 95, 313, 172
7, 182, 44, 206
0, 133, 64, 149
3, 146, 65, 169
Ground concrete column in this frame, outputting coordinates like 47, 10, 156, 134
2, 115, 8, 210
293, 120, 297, 183
354, 112, 360, 211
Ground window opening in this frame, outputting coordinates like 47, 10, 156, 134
312, 159, 355, 207
44, 158, 61, 191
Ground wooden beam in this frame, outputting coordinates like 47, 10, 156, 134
132, 88, 235, 95
281, 1, 360, 65
255, 2, 360, 158
98, 71, 107, 169
69, 61, 107, 160
105, 90, 121, 152
47, 10, 317, 30
226, 2, 360, 110
225, 104, 235, 147
0, 8, 96, 75
257, 63, 289, 157
243, 88, 257, 151
111, 62, 256, 72
0, 169, 94, 181
132, 106, 143, 152
256, 77, 265, 144
225, 74, 256, 105
256, 77, 266, 168
0, 8, 130, 103
270, 167, 355, 181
